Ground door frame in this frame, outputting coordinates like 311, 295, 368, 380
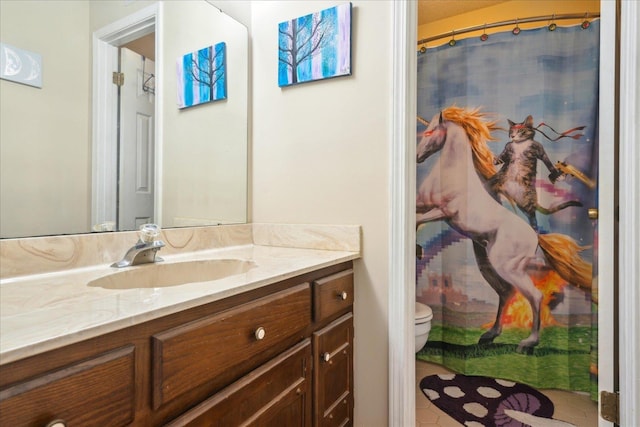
388, 1, 639, 425
91, 3, 164, 230
617, 1, 639, 425
389, 2, 417, 425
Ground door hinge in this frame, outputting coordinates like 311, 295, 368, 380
600, 390, 619, 424
112, 71, 124, 87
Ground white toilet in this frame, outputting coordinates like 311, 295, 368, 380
415, 302, 433, 353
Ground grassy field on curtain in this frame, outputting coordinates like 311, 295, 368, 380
417, 324, 593, 392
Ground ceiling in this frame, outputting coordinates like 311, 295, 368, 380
122, 33, 155, 61
418, 0, 511, 26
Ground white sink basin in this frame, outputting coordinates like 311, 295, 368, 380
88, 259, 255, 289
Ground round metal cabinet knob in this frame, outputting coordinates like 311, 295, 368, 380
255, 327, 266, 340
323, 352, 331, 362
338, 291, 348, 300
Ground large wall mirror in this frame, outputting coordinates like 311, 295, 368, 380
0, 0, 248, 239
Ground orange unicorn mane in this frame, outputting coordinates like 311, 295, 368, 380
441, 106, 502, 180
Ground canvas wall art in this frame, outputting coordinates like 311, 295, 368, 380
0, 42, 42, 88
177, 42, 226, 108
278, 2, 352, 87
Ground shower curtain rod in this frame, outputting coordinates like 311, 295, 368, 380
417, 12, 600, 45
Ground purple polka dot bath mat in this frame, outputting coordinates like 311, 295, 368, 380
420, 374, 575, 426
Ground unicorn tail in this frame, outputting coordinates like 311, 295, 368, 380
538, 233, 592, 292
536, 200, 583, 215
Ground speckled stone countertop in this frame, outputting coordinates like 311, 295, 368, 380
0, 224, 361, 365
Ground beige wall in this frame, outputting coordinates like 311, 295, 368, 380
210, 0, 252, 28
418, 0, 600, 46
89, 0, 155, 32
250, 1, 392, 424
0, 1, 91, 238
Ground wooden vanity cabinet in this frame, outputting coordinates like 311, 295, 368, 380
167, 266, 355, 427
0, 261, 354, 427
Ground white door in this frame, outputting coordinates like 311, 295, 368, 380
118, 47, 155, 230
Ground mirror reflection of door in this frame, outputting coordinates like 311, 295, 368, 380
118, 37, 155, 230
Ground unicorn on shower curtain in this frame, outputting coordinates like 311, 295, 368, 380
416, 106, 592, 352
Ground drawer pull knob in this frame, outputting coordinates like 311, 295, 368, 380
254, 327, 266, 340
323, 352, 331, 362
338, 291, 348, 300
46, 421, 67, 427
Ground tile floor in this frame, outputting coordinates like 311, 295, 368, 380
416, 360, 599, 427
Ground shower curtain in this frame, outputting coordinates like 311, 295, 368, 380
416, 20, 600, 398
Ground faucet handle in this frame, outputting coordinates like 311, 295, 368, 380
139, 223, 161, 243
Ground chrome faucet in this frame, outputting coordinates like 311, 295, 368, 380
111, 224, 165, 268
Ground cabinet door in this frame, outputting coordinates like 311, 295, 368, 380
0, 346, 135, 427
313, 313, 353, 427
165, 339, 312, 427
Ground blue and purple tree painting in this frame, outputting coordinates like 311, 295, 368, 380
177, 42, 226, 108
278, 3, 352, 87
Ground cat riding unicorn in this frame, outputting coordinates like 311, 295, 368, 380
415, 106, 593, 352
487, 114, 584, 231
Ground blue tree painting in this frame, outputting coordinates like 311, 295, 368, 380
177, 42, 226, 108
278, 3, 351, 87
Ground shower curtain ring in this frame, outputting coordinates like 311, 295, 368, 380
581, 12, 591, 29
480, 24, 489, 41
448, 31, 456, 47
419, 45, 427, 54
512, 18, 521, 35
548, 13, 557, 31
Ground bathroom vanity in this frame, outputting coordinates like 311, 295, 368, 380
0, 224, 360, 426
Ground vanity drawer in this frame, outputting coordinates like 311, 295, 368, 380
0, 345, 135, 427
313, 269, 354, 322
165, 339, 312, 427
152, 283, 311, 409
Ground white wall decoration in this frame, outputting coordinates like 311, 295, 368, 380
0, 42, 42, 88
